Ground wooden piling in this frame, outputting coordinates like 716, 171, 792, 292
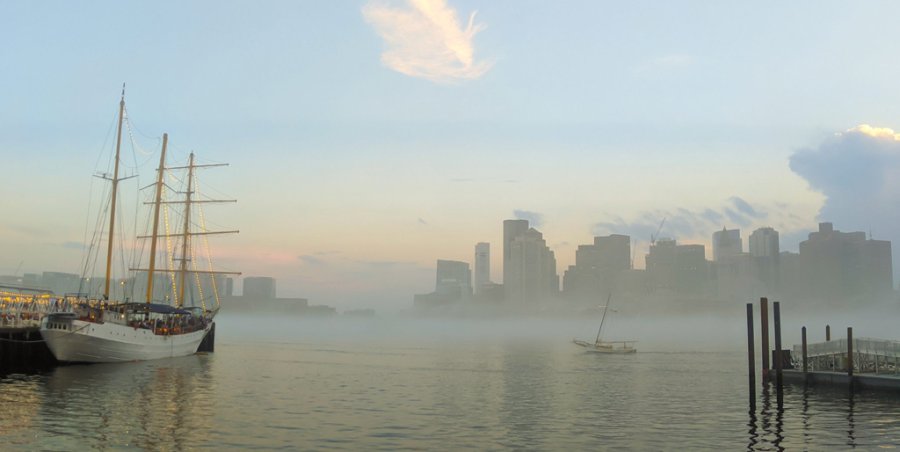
746, 303, 756, 409
826, 324, 830, 342
773, 301, 783, 406
760, 297, 769, 381
847, 327, 853, 378
802, 326, 808, 373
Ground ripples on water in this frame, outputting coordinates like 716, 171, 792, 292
2, 315, 900, 450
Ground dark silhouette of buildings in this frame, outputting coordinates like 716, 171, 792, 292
798, 222, 893, 304
563, 234, 631, 303
504, 221, 558, 305
414, 260, 473, 308
415, 219, 896, 313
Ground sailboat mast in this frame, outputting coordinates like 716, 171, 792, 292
145, 133, 168, 303
177, 153, 195, 307
595, 293, 612, 344
103, 87, 126, 300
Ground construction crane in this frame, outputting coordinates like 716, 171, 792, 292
650, 217, 666, 247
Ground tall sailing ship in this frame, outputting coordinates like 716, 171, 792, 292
40, 89, 239, 363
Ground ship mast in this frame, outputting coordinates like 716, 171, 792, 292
177, 153, 196, 307
129, 155, 240, 308
103, 86, 126, 300
145, 133, 168, 304
595, 293, 612, 344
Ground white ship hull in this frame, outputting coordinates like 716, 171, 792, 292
40, 316, 212, 363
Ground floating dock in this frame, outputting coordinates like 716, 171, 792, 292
784, 336, 900, 392
0, 290, 67, 370
746, 297, 900, 397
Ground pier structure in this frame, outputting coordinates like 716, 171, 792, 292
747, 297, 900, 396
783, 336, 900, 390
795, 337, 900, 375
0, 290, 72, 330
1, 289, 73, 370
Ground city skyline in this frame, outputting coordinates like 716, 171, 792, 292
419, 219, 893, 312
5, 1, 900, 310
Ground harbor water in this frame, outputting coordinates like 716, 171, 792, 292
2, 314, 900, 450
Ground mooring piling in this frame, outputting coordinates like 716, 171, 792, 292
801, 326, 808, 373
847, 327, 853, 378
826, 324, 830, 342
746, 303, 756, 409
773, 301, 783, 407
760, 297, 769, 382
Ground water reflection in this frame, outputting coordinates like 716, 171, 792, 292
748, 386, 785, 451
846, 390, 856, 448
6, 335, 900, 449
746, 408, 759, 450
2, 355, 216, 450
745, 381, 900, 450
499, 343, 554, 450
801, 386, 810, 448
0, 373, 42, 446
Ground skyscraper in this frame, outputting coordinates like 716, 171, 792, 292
474, 242, 491, 295
243, 276, 276, 300
503, 219, 529, 288
505, 226, 557, 304
562, 234, 631, 303
799, 222, 893, 302
435, 259, 472, 297
749, 227, 779, 258
712, 227, 742, 261
749, 226, 780, 291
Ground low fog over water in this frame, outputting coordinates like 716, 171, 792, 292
4, 299, 900, 449
217, 296, 900, 353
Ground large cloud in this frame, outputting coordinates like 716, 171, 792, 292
790, 125, 900, 240
362, 0, 492, 83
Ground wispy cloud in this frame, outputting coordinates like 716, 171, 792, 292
1, 224, 49, 238
729, 196, 765, 220
362, 0, 492, 83
298, 255, 326, 266
513, 209, 544, 228
592, 198, 791, 246
60, 241, 85, 250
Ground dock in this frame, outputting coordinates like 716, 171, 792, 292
0, 326, 58, 370
0, 290, 71, 370
746, 297, 900, 398
784, 336, 900, 392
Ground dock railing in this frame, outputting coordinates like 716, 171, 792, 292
793, 338, 900, 375
0, 291, 74, 330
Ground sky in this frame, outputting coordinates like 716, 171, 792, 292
3, 1, 900, 311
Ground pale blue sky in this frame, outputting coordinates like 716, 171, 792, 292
3, 1, 900, 309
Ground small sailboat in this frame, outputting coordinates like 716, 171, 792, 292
40, 88, 239, 363
573, 294, 636, 354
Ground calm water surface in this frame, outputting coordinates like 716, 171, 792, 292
2, 314, 900, 450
